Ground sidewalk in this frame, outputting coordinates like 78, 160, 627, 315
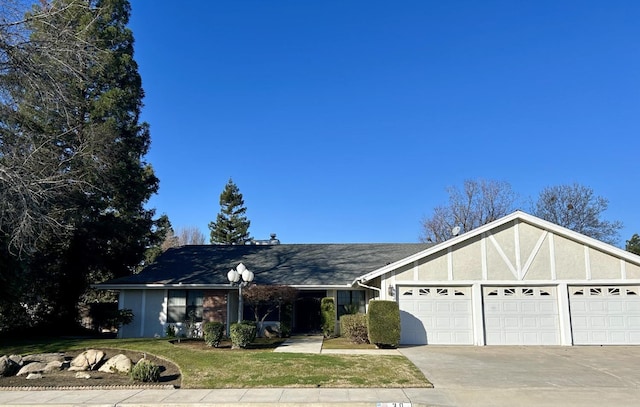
0, 387, 445, 406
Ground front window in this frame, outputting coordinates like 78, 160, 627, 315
167, 290, 203, 323
337, 290, 366, 318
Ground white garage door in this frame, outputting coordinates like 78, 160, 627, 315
398, 286, 473, 345
570, 286, 640, 345
483, 286, 560, 345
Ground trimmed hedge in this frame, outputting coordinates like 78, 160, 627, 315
320, 297, 336, 338
340, 313, 369, 344
367, 300, 401, 348
230, 322, 256, 349
203, 321, 225, 347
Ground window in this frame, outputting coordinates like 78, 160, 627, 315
167, 290, 203, 323
337, 290, 365, 318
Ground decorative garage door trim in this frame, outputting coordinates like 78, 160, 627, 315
569, 285, 640, 345
483, 286, 561, 345
398, 286, 473, 345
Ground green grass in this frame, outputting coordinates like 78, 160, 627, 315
0, 337, 431, 389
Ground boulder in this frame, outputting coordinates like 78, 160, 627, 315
26, 373, 42, 380
98, 354, 132, 374
44, 360, 64, 373
8, 355, 23, 367
22, 353, 64, 364
0, 355, 19, 377
17, 362, 47, 376
69, 349, 105, 371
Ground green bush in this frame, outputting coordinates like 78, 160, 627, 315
367, 300, 401, 348
202, 321, 225, 347
130, 358, 160, 382
165, 324, 176, 338
340, 313, 369, 344
320, 297, 336, 338
230, 322, 256, 348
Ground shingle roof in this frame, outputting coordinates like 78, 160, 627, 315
100, 243, 432, 288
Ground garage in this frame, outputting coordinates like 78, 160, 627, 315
398, 286, 473, 345
569, 285, 640, 345
483, 286, 561, 345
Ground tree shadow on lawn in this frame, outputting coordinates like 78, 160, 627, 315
169, 337, 286, 350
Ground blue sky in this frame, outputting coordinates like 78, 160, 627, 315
128, 1, 639, 247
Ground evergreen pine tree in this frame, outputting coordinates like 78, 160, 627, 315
209, 179, 251, 244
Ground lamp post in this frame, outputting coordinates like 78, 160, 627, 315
227, 262, 254, 323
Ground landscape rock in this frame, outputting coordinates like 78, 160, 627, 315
44, 360, 64, 373
26, 373, 42, 380
98, 354, 132, 374
8, 355, 23, 367
69, 350, 105, 371
16, 362, 48, 376
22, 353, 65, 364
0, 355, 19, 377
75, 372, 91, 379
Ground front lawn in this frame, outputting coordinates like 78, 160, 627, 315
0, 337, 431, 389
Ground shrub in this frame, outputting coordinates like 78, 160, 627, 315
340, 313, 369, 344
203, 321, 225, 347
130, 359, 160, 382
165, 324, 176, 338
320, 297, 336, 338
230, 322, 256, 348
367, 300, 401, 348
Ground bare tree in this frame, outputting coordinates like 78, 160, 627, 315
0, 0, 106, 254
531, 183, 622, 245
178, 226, 206, 245
160, 226, 206, 251
421, 179, 518, 243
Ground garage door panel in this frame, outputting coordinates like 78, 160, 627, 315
483, 286, 560, 345
436, 302, 451, 312
539, 317, 557, 328
399, 286, 473, 345
627, 303, 640, 312
453, 302, 471, 312
570, 285, 640, 345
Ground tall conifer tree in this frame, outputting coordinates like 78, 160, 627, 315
209, 179, 251, 244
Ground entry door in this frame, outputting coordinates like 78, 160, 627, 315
483, 286, 560, 345
570, 286, 640, 345
398, 286, 473, 345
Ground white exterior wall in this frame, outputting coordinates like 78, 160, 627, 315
379, 217, 640, 346
118, 289, 166, 338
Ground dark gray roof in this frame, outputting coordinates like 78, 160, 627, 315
101, 243, 432, 288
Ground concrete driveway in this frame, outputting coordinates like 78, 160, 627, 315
399, 346, 640, 406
